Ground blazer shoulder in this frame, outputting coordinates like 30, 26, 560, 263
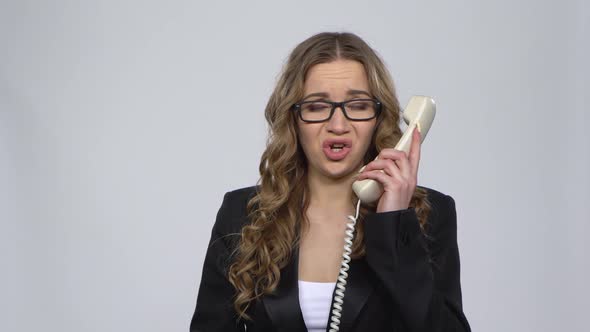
211, 185, 259, 238
222, 185, 259, 214
416, 185, 458, 241
417, 185, 456, 212
417, 185, 452, 203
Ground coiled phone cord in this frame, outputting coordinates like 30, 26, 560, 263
328, 198, 362, 332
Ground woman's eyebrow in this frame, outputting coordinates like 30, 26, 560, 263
302, 89, 371, 100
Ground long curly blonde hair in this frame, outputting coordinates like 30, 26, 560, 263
228, 32, 432, 320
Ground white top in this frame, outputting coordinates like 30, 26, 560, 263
298, 280, 336, 332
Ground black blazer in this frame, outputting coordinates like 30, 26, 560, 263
190, 185, 471, 332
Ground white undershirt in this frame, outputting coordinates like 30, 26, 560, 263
298, 280, 336, 332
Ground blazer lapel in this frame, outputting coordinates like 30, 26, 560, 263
326, 258, 375, 332
262, 247, 375, 332
262, 248, 307, 331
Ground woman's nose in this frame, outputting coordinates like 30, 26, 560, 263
326, 106, 350, 133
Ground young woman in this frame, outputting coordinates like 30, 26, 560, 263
190, 32, 471, 332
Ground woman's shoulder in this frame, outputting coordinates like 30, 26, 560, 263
417, 185, 456, 214
213, 184, 457, 236
220, 185, 259, 210
417, 184, 454, 203
416, 185, 458, 242
211, 185, 260, 236
220, 185, 455, 214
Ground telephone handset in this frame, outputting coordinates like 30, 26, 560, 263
328, 96, 437, 332
352, 95, 437, 203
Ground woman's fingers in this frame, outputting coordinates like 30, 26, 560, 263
355, 129, 422, 212
364, 150, 411, 179
360, 158, 405, 182
356, 169, 411, 197
363, 128, 422, 179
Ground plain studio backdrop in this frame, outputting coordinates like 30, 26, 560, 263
1, 1, 588, 331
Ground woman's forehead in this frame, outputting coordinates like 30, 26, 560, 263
304, 60, 369, 97
301, 89, 372, 101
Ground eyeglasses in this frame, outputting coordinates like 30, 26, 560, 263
292, 98, 382, 123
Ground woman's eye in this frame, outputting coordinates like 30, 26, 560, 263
349, 102, 369, 110
306, 103, 329, 111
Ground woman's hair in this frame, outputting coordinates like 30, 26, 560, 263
227, 31, 432, 320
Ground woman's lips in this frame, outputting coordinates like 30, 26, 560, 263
321, 138, 353, 161
323, 145, 351, 161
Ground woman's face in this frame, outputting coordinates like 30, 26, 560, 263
296, 59, 378, 181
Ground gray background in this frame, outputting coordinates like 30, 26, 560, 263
1, 0, 588, 331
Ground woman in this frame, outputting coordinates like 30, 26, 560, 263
190, 32, 471, 331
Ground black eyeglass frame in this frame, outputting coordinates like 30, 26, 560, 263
292, 98, 383, 123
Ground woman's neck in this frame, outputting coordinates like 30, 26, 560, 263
306, 168, 358, 215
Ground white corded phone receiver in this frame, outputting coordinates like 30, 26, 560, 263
328, 95, 436, 332
352, 95, 437, 203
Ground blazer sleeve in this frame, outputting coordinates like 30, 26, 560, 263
363, 194, 472, 332
189, 192, 244, 332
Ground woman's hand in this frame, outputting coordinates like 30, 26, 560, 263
356, 128, 421, 213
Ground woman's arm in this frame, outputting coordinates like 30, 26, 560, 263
189, 192, 244, 332
364, 193, 471, 332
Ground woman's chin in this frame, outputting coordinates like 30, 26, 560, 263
321, 164, 359, 181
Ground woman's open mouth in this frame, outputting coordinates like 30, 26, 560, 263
322, 139, 352, 161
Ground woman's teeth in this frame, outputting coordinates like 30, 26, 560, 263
330, 144, 345, 151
